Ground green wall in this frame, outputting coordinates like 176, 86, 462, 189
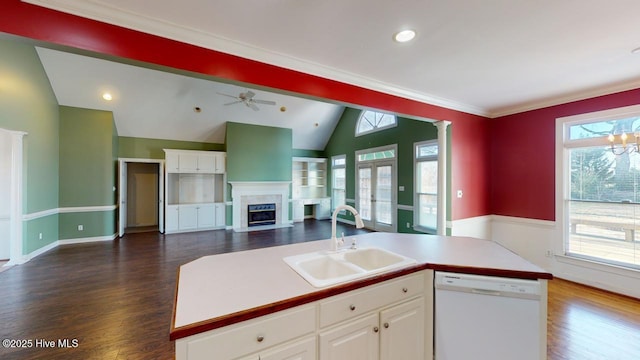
324, 108, 439, 233
225, 122, 293, 182
118, 136, 224, 159
0, 37, 60, 253
58, 106, 117, 240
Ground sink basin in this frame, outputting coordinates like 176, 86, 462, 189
284, 247, 416, 288
343, 247, 407, 271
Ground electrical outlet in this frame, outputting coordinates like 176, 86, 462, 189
545, 250, 554, 258
78, 225, 84, 231
457, 190, 463, 198
406, 222, 411, 228
39, 233, 42, 240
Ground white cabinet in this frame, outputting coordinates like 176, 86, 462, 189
316, 198, 331, 220
165, 149, 226, 174
164, 149, 226, 233
175, 271, 433, 360
239, 336, 316, 360
379, 298, 425, 360
176, 306, 316, 360
292, 199, 305, 222
319, 313, 379, 360
318, 299, 424, 360
166, 204, 221, 232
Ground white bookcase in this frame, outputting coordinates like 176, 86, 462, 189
164, 149, 226, 233
292, 157, 330, 221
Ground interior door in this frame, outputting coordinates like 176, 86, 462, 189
118, 160, 127, 237
358, 160, 395, 232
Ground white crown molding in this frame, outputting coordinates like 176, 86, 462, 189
489, 78, 640, 118
23, 0, 490, 117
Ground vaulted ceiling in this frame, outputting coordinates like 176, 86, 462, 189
24, 0, 640, 147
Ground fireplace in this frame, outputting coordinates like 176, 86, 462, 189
248, 203, 276, 227
229, 181, 292, 232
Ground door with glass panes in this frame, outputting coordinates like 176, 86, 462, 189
357, 160, 395, 232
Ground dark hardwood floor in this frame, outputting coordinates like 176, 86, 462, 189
0, 219, 639, 359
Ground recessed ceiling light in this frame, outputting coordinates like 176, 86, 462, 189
102, 92, 113, 101
394, 29, 416, 43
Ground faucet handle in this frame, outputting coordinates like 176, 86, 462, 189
350, 238, 357, 250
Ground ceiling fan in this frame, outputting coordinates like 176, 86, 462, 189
218, 90, 276, 111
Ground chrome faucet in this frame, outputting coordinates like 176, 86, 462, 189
330, 205, 365, 252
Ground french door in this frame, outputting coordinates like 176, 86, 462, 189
357, 159, 396, 232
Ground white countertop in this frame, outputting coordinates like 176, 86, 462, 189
171, 232, 550, 338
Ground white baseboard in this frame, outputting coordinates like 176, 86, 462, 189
22, 233, 118, 263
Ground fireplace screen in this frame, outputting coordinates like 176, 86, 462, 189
248, 203, 276, 227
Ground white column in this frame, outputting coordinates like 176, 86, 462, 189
433, 121, 451, 236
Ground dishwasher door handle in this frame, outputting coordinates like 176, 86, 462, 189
471, 288, 502, 296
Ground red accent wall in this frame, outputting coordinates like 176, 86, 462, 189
2, 0, 491, 220
491, 88, 640, 221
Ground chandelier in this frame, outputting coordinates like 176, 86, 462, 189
608, 132, 640, 155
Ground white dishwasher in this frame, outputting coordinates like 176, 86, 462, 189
434, 271, 543, 360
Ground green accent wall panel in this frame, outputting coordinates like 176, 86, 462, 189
0, 38, 60, 215
226, 122, 292, 182
0, 38, 60, 254
59, 106, 116, 208
24, 214, 59, 254
118, 136, 224, 159
58, 210, 116, 240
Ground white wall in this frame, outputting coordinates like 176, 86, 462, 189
490, 215, 640, 299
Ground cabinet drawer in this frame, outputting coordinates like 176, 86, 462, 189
319, 272, 424, 328
180, 305, 316, 360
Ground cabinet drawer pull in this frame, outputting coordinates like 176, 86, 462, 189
384, 322, 389, 329
349, 304, 356, 311
402, 287, 408, 293
256, 335, 264, 343
373, 326, 379, 333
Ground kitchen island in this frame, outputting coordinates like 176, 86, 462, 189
171, 232, 552, 359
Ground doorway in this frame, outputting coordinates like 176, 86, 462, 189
356, 145, 397, 232
118, 159, 164, 236
0, 128, 25, 265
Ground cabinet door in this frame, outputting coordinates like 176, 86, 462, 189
197, 204, 215, 228
292, 200, 304, 222
214, 203, 226, 227
319, 313, 379, 360
178, 205, 198, 230
238, 336, 316, 360
315, 198, 331, 220
166, 205, 179, 231
214, 153, 226, 173
165, 152, 180, 173
197, 154, 216, 173
179, 153, 199, 173
379, 298, 424, 360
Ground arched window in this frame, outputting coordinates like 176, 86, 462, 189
356, 110, 397, 136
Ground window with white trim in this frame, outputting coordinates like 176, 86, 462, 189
331, 155, 346, 210
561, 105, 640, 270
415, 141, 438, 231
356, 110, 397, 136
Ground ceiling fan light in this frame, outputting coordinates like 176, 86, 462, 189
394, 29, 416, 43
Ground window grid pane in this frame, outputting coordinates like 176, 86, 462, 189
568, 146, 640, 268
416, 160, 438, 229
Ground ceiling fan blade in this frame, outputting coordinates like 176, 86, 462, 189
248, 102, 260, 111
224, 100, 242, 106
217, 92, 240, 99
244, 90, 256, 100
252, 99, 276, 105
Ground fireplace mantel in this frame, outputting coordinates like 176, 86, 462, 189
229, 181, 292, 232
